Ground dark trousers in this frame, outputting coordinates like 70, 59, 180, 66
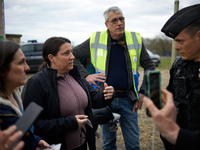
73, 142, 87, 150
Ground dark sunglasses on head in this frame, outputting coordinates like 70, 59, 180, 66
106, 17, 125, 24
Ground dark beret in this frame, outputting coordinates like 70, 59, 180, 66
161, 4, 200, 39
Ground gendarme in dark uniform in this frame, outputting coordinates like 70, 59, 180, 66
161, 4, 200, 150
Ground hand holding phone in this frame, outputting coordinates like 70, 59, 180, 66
144, 70, 162, 117
43, 144, 55, 149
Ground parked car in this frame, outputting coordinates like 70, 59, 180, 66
146, 49, 161, 66
20, 42, 44, 72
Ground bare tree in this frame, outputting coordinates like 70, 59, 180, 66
143, 33, 172, 55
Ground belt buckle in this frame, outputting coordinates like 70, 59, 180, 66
116, 90, 124, 93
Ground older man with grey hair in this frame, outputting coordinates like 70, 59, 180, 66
73, 6, 155, 150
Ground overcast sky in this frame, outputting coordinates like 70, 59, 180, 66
4, 0, 200, 45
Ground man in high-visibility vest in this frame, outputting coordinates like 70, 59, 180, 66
73, 6, 155, 150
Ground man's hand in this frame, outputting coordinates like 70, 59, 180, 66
133, 93, 144, 112
143, 89, 180, 145
103, 83, 114, 100
85, 73, 105, 88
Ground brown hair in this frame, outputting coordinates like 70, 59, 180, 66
0, 40, 20, 97
185, 19, 200, 38
39, 37, 71, 71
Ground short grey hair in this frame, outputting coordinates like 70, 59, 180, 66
103, 6, 123, 21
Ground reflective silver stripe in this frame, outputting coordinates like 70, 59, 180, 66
131, 32, 139, 50
127, 44, 135, 50
94, 32, 100, 66
91, 32, 107, 66
132, 32, 139, 72
98, 44, 107, 49
91, 43, 107, 50
129, 32, 142, 72
132, 70, 137, 75
131, 32, 142, 50
130, 32, 141, 98
96, 69, 105, 74
90, 43, 95, 49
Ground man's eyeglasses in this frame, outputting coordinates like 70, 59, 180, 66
106, 17, 125, 24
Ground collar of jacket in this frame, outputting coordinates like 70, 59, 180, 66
107, 29, 126, 44
42, 66, 82, 82
0, 89, 23, 117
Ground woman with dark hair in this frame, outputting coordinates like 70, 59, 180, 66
22, 37, 114, 150
0, 40, 53, 150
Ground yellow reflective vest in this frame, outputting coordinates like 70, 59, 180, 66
89, 30, 142, 99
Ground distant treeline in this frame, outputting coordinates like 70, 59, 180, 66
143, 33, 172, 56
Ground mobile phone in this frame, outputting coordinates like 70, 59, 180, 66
43, 144, 55, 149
12, 102, 43, 148
86, 119, 93, 128
144, 70, 162, 117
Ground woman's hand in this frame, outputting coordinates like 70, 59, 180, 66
0, 125, 24, 150
36, 140, 55, 150
75, 115, 88, 130
103, 83, 114, 100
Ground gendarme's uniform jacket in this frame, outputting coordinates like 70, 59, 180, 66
164, 57, 200, 150
167, 57, 200, 131
176, 128, 200, 150
0, 89, 42, 150
21, 66, 113, 150
73, 30, 155, 104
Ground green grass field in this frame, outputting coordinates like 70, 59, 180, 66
156, 56, 172, 70
139, 56, 172, 70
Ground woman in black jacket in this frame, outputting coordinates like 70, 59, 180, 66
22, 37, 114, 150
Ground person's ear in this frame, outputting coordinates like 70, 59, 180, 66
197, 31, 200, 40
105, 22, 109, 29
47, 54, 54, 63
